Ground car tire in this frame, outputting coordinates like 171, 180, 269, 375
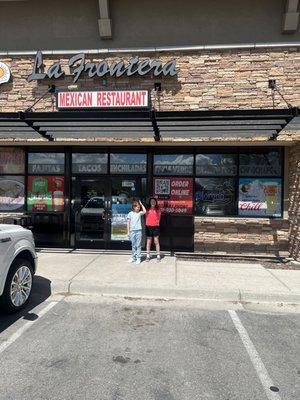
0, 258, 34, 314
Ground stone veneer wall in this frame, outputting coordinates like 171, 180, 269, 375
288, 143, 300, 260
194, 217, 290, 256
0, 47, 299, 112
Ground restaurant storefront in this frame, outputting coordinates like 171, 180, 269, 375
0, 46, 299, 258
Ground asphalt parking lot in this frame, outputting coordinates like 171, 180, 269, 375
0, 294, 299, 400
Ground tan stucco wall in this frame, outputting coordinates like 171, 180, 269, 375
0, 0, 299, 51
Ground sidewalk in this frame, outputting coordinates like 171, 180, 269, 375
36, 251, 300, 304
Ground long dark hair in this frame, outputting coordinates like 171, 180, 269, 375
147, 197, 159, 210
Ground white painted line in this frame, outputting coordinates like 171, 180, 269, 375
228, 310, 281, 400
0, 301, 58, 355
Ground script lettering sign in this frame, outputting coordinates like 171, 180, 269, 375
28, 51, 177, 83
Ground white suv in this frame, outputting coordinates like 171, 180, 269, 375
0, 224, 37, 313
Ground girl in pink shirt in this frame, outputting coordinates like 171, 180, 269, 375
145, 198, 161, 262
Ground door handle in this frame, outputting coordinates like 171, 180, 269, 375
0, 237, 11, 243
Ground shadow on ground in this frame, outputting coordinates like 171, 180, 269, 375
0, 276, 52, 333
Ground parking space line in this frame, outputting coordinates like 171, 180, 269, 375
228, 310, 281, 400
0, 301, 58, 355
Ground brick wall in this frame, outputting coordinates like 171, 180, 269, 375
288, 143, 300, 260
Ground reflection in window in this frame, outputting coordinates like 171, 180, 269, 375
72, 153, 108, 174
28, 153, 65, 174
0, 148, 25, 174
196, 154, 237, 176
239, 150, 281, 177
195, 178, 236, 216
154, 154, 193, 175
110, 153, 147, 174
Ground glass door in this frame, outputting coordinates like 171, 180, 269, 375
74, 178, 109, 249
73, 176, 147, 249
109, 177, 145, 249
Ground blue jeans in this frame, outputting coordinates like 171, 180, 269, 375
130, 230, 142, 260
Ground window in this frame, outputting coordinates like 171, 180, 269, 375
238, 178, 282, 217
154, 154, 193, 176
0, 148, 25, 212
195, 178, 236, 216
195, 148, 283, 217
110, 153, 147, 174
28, 153, 65, 174
27, 176, 65, 213
0, 176, 25, 212
239, 149, 281, 177
72, 153, 108, 174
0, 148, 25, 174
196, 154, 237, 176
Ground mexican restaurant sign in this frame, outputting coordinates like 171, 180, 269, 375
27, 51, 177, 83
57, 90, 149, 109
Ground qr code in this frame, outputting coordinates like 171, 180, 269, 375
155, 179, 170, 195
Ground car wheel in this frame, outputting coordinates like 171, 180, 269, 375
0, 258, 33, 313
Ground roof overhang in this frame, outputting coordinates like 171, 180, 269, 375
0, 108, 297, 144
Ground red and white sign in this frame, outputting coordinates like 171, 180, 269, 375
153, 177, 193, 215
57, 90, 149, 109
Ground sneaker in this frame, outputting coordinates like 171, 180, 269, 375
146, 254, 150, 262
128, 257, 135, 263
156, 255, 161, 263
135, 259, 141, 265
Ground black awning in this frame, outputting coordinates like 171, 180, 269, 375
0, 108, 297, 142
155, 108, 297, 140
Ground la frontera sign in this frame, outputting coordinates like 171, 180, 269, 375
27, 51, 177, 83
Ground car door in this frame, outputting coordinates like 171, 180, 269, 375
0, 229, 13, 293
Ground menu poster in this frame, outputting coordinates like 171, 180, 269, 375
153, 177, 193, 215
238, 178, 282, 217
0, 176, 25, 212
111, 203, 131, 240
28, 176, 65, 212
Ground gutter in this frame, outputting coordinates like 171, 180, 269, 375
0, 42, 300, 56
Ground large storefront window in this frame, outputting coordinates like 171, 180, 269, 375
238, 178, 282, 217
195, 178, 236, 216
0, 176, 25, 212
0, 148, 25, 212
27, 176, 65, 212
72, 153, 108, 174
27, 153, 66, 213
110, 153, 147, 174
195, 148, 283, 217
153, 154, 193, 176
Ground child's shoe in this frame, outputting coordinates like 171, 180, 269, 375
135, 259, 141, 265
146, 254, 150, 262
128, 257, 135, 263
156, 255, 161, 263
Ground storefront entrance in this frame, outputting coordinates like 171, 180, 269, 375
73, 176, 145, 249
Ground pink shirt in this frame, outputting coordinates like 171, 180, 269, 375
146, 208, 161, 227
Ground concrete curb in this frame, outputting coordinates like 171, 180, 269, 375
65, 281, 300, 304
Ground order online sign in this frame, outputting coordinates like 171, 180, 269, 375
153, 177, 193, 215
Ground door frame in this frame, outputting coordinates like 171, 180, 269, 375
72, 175, 146, 250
